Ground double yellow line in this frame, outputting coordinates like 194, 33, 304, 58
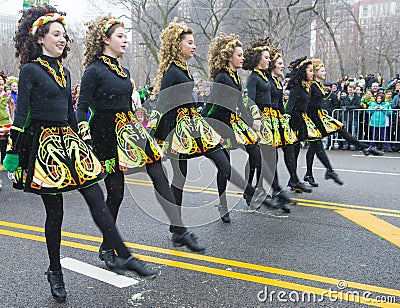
125, 178, 400, 218
0, 220, 399, 306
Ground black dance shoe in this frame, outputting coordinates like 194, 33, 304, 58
261, 195, 280, 209
274, 189, 296, 205
171, 231, 206, 253
46, 268, 67, 303
303, 175, 319, 187
99, 244, 117, 269
288, 181, 312, 193
115, 256, 157, 279
362, 148, 370, 156
325, 170, 344, 185
365, 147, 384, 156
216, 205, 231, 223
281, 202, 291, 213
243, 191, 253, 207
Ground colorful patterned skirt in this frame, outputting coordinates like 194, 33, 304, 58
258, 107, 298, 147
308, 109, 343, 137
289, 111, 323, 142
91, 110, 163, 172
13, 121, 105, 194
207, 112, 258, 150
157, 107, 223, 160
0, 123, 11, 140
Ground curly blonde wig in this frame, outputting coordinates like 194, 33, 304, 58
311, 58, 324, 74
208, 33, 241, 80
83, 14, 123, 68
6, 76, 18, 87
154, 18, 193, 92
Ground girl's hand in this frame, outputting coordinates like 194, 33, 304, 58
252, 119, 261, 131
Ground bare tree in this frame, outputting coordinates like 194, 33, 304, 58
0, 41, 19, 77
63, 23, 86, 85
236, 0, 315, 67
182, 0, 240, 77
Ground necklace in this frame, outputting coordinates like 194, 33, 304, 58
272, 76, 283, 90
313, 80, 325, 95
254, 68, 268, 82
33, 57, 66, 88
302, 81, 311, 93
225, 66, 240, 85
174, 60, 193, 79
98, 55, 127, 78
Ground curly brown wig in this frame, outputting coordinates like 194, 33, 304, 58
242, 37, 270, 71
287, 56, 312, 89
267, 46, 282, 75
14, 4, 70, 68
154, 18, 193, 92
208, 33, 241, 80
0, 71, 6, 83
83, 15, 124, 68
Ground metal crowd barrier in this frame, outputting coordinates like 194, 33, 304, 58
329, 108, 400, 149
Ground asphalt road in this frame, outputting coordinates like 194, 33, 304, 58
0, 148, 399, 307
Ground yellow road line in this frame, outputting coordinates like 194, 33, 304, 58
0, 228, 398, 306
1, 222, 399, 298
125, 179, 240, 197
125, 178, 241, 194
124, 179, 400, 215
295, 198, 400, 214
337, 209, 400, 248
140, 255, 398, 307
296, 202, 400, 218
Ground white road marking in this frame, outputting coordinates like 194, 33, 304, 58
351, 154, 400, 159
305, 167, 400, 176
60, 257, 139, 288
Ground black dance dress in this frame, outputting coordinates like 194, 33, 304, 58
204, 67, 259, 148
10, 55, 105, 194
77, 54, 162, 173
151, 60, 222, 159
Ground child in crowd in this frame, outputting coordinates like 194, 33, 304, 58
134, 107, 149, 128
367, 93, 392, 152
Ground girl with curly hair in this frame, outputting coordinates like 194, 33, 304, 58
286, 56, 331, 191
303, 59, 381, 187
265, 48, 313, 194
151, 21, 263, 223
242, 39, 297, 212
3, 5, 156, 303
77, 16, 204, 254
204, 33, 276, 210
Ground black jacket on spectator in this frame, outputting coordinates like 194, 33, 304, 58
322, 91, 340, 114
340, 95, 361, 111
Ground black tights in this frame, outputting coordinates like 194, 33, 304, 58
338, 128, 368, 149
305, 140, 333, 176
0, 139, 7, 164
259, 145, 282, 192
246, 144, 280, 193
104, 170, 125, 223
104, 164, 187, 239
171, 149, 249, 207
282, 144, 300, 184
146, 162, 186, 234
171, 150, 230, 207
244, 145, 262, 194
42, 184, 131, 271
